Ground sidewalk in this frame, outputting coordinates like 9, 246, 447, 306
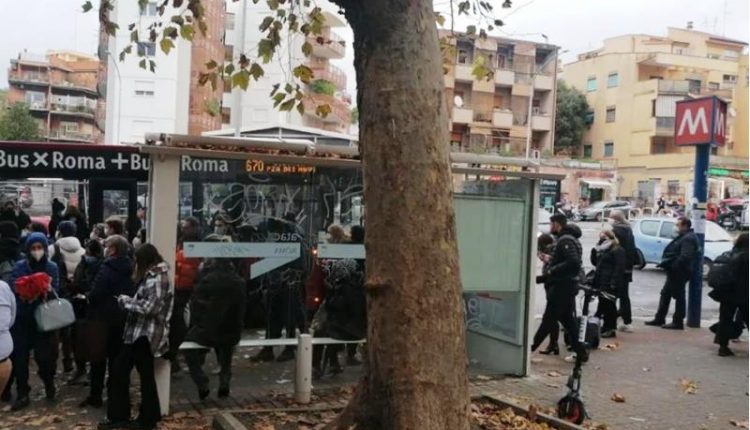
1, 326, 747, 429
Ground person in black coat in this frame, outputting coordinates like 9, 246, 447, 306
590, 230, 626, 338
716, 233, 749, 356
184, 235, 246, 400
79, 235, 134, 408
609, 211, 637, 332
646, 217, 698, 330
0, 201, 31, 234
532, 215, 587, 361
535, 233, 562, 354
48, 198, 66, 240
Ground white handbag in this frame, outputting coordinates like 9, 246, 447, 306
34, 289, 76, 332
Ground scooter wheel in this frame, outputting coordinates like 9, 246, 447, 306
557, 395, 586, 425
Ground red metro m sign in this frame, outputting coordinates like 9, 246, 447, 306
674, 96, 728, 146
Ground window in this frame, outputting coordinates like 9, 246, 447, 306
652, 138, 666, 154
603, 141, 614, 157
707, 53, 720, 59
723, 49, 739, 60
225, 45, 234, 62
586, 76, 597, 92
225, 13, 235, 30
60, 121, 79, 132
137, 42, 156, 57
708, 82, 720, 90
667, 180, 679, 195
25, 91, 46, 106
607, 72, 619, 88
134, 80, 155, 96
140, 1, 157, 16
640, 220, 660, 237
583, 144, 592, 158
687, 79, 701, 93
457, 49, 470, 64
606, 106, 616, 123
651, 99, 656, 117
723, 74, 737, 84
585, 110, 594, 125
659, 221, 676, 239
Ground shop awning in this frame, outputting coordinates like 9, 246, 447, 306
581, 179, 614, 189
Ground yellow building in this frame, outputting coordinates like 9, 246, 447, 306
563, 26, 748, 204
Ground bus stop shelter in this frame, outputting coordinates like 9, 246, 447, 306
137, 133, 563, 412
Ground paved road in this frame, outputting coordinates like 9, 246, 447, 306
533, 221, 721, 323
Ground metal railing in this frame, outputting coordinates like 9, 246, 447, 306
9, 71, 49, 84
657, 80, 690, 94
51, 101, 96, 115
655, 116, 675, 130
48, 130, 95, 142
308, 62, 347, 90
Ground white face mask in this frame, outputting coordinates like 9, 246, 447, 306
30, 249, 45, 261
133, 238, 142, 248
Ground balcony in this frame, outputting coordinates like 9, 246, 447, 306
531, 114, 552, 131
302, 93, 350, 125
492, 109, 513, 128
8, 71, 49, 86
657, 80, 690, 95
27, 100, 49, 111
48, 129, 95, 142
454, 64, 473, 82
50, 101, 96, 118
452, 107, 473, 124
655, 116, 675, 136
534, 74, 554, 91
51, 80, 98, 97
494, 69, 514, 86
512, 82, 532, 97
472, 76, 494, 93
307, 29, 345, 59
308, 62, 347, 90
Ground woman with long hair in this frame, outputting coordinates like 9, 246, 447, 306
590, 229, 626, 338
99, 244, 173, 430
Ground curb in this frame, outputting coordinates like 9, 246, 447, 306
213, 412, 247, 430
481, 394, 587, 430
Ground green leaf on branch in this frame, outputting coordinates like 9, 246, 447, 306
267, 0, 279, 10
457, 1, 470, 14
302, 41, 313, 57
296, 101, 305, 115
272, 92, 286, 107
223, 63, 235, 76
292, 65, 314, 83
279, 98, 296, 111
232, 70, 251, 90
164, 27, 178, 39
180, 24, 194, 40
284, 83, 293, 93
149, 60, 156, 72
502, 0, 513, 8
82, 1, 93, 12
104, 22, 119, 36
315, 104, 332, 118
130, 30, 139, 43
258, 39, 275, 63
260, 16, 275, 31
249, 63, 265, 80
139, 58, 147, 70
270, 83, 280, 96
171, 15, 184, 26
160, 38, 175, 55
494, 19, 504, 26
466, 25, 476, 35
119, 45, 132, 62
435, 13, 446, 26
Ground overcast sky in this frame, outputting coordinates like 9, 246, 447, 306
1, 0, 748, 94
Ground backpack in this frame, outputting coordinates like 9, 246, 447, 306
707, 251, 733, 300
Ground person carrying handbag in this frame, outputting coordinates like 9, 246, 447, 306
7, 232, 59, 411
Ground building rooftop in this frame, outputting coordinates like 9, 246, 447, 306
203, 123, 358, 146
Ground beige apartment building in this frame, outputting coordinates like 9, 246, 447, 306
441, 31, 559, 157
563, 26, 749, 204
7, 51, 102, 143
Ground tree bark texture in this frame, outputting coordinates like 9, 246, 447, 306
331, 1, 470, 428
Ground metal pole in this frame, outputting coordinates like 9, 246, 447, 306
294, 333, 312, 403
106, 51, 122, 145
687, 143, 710, 327
232, 0, 248, 137
525, 73, 534, 160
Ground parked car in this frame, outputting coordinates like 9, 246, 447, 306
579, 200, 631, 221
632, 217, 733, 274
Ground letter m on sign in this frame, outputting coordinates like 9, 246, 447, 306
674, 96, 727, 146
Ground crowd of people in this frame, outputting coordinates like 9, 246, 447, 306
0, 197, 368, 429
534, 210, 748, 361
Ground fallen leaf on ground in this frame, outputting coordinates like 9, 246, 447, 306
642, 367, 651, 372
601, 342, 620, 351
680, 378, 698, 394
527, 404, 538, 421
475, 374, 492, 381
730, 419, 749, 428
611, 393, 626, 403
546, 371, 562, 377
544, 382, 561, 389
530, 357, 543, 364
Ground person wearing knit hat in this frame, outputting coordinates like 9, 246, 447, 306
6, 232, 59, 411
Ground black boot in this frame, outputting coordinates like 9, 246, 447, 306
718, 346, 735, 357
644, 319, 665, 327
218, 387, 230, 398
198, 388, 210, 400
10, 395, 29, 411
44, 381, 56, 400
79, 396, 103, 408
539, 344, 560, 355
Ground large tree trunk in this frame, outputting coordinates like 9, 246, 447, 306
330, 1, 469, 428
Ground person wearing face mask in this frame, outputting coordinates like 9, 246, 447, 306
590, 230, 626, 338
645, 217, 699, 330
6, 232, 59, 411
532, 215, 587, 362
79, 235, 134, 408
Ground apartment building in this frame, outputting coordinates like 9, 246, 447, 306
563, 26, 749, 203
441, 31, 559, 158
222, 0, 352, 134
102, 0, 224, 144
7, 50, 101, 143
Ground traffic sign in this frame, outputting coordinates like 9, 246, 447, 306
674, 96, 727, 146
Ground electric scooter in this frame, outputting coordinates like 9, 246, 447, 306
557, 282, 616, 425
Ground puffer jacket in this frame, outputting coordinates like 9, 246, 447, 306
590, 243, 626, 293
611, 222, 637, 278
49, 236, 85, 282
185, 261, 246, 348
87, 255, 135, 324
9, 232, 59, 321
545, 224, 583, 290
661, 229, 699, 278
174, 247, 200, 292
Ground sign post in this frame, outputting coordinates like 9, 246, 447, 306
674, 96, 727, 328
